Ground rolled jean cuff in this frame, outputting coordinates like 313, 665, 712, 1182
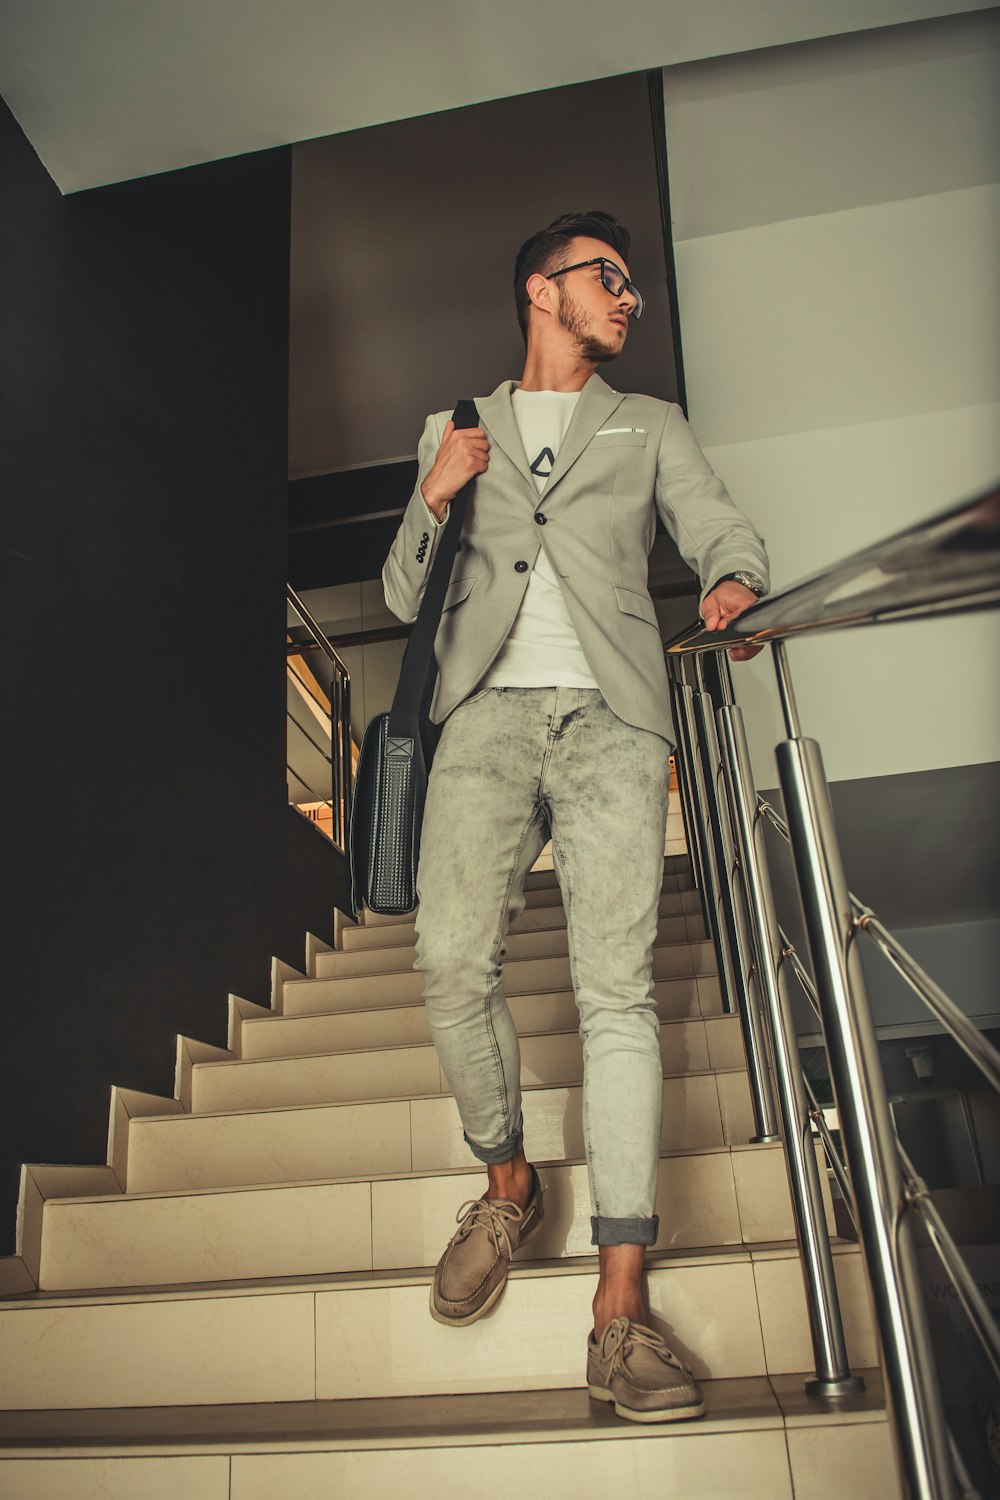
463, 1122, 524, 1165
591, 1215, 659, 1247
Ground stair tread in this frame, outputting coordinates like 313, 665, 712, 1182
0, 1369, 887, 1452
246, 979, 718, 1028
329, 922, 702, 958
182, 1066, 726, 1107
179, 1068, 746, 1116
44, 1136, 785, 1207
292, 937, 716, 987
1, 1238, 861, 1309
212, 1008, 734, 1070
90, 1064, 752, 1130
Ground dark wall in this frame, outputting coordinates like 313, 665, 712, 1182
0, 102, 346, 1255
289, 70, 680, 478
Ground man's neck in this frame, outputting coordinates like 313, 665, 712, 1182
518, 346, 597, 393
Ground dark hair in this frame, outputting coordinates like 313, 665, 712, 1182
513, 211, 631, 343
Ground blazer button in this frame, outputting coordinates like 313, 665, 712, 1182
534, 513, 547, 525
514, 559, 528, 573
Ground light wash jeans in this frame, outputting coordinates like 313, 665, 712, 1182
414, 687, 670, 1246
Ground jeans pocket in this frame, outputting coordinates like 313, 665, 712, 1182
459, 685, 496, 709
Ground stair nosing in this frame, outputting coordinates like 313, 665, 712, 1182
0, 1371, 890, 1456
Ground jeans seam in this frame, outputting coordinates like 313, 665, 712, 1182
553, 825, 600, 1219
481, 802, 547, 1145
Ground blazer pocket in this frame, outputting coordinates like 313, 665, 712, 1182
614, 585, 658, 628
443, 573, 478, 611
592, 430, 648, 448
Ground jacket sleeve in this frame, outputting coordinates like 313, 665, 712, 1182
653, 403, 771, 603
382, 411, 449, 624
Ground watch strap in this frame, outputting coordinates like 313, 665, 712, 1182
710, 570, 767, 598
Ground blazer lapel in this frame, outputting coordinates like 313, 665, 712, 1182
541, 374, 624, 498
475, 373, 626, 503
475, 381, 536, 495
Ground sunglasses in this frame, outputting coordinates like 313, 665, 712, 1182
545, 257, 644, 320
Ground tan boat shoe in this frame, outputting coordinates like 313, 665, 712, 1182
430, 1165, 544, 1326
587, 1317, 706, 1423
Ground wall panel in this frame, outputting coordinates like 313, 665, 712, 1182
663, 14, 1000, 785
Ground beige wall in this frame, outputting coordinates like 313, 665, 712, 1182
663, 11, 1000, 785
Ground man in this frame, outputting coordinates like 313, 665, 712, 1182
382, 211, 768, 1423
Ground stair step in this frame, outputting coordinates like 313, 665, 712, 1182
0, 1375, 897, 1500
238, 976, 724, 1062
319, 915, 703, 979
358, 865, 697, 928
34, 1140, 832, 1292
0, 1243, 876, 1411
190, 1013, 741, 1114
322, 916, 691, 979
126, 1069, 757, 1193
342, 888, 705, 951
282, 940, 718, 1017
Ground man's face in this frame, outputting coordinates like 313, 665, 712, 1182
552, 237, 637, 363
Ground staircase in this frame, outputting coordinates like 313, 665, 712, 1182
0, 857, 901, 1498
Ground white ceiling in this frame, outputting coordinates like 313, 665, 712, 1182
0, 0, 991, 193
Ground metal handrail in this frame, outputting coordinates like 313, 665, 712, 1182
664, 484, 999, 655
662, 487, 1000, 1500
286, 584, 352, 678
286, 584, 353, 850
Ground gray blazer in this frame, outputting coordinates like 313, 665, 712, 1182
383, 374, 769, 744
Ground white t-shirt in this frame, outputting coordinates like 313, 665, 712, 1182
478, 388, 599, 690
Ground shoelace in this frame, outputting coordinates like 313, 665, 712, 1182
604, 1319, 685, 1379
452, 1196, 525, 1257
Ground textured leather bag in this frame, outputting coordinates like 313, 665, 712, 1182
349, 400, 479, 916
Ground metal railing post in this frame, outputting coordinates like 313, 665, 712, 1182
671, 669, 727, 960
773, 645, 957, 1500
715, 697, 863, 1394
691, 658, 780, 1141
339, 670, 353, 848
668, 659, 708, 915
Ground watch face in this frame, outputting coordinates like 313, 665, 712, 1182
735, 572, 766, 596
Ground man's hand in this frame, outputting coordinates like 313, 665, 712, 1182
700, 580, 764, 662
421, 420, 490, 521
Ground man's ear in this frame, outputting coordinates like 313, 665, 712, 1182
525, 271, 555, 320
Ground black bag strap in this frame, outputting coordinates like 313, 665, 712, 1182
387, 400, 479, 739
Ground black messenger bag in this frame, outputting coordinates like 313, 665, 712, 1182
348, 399, 479, 916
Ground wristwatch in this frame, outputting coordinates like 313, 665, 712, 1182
713, 570, 767, 598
